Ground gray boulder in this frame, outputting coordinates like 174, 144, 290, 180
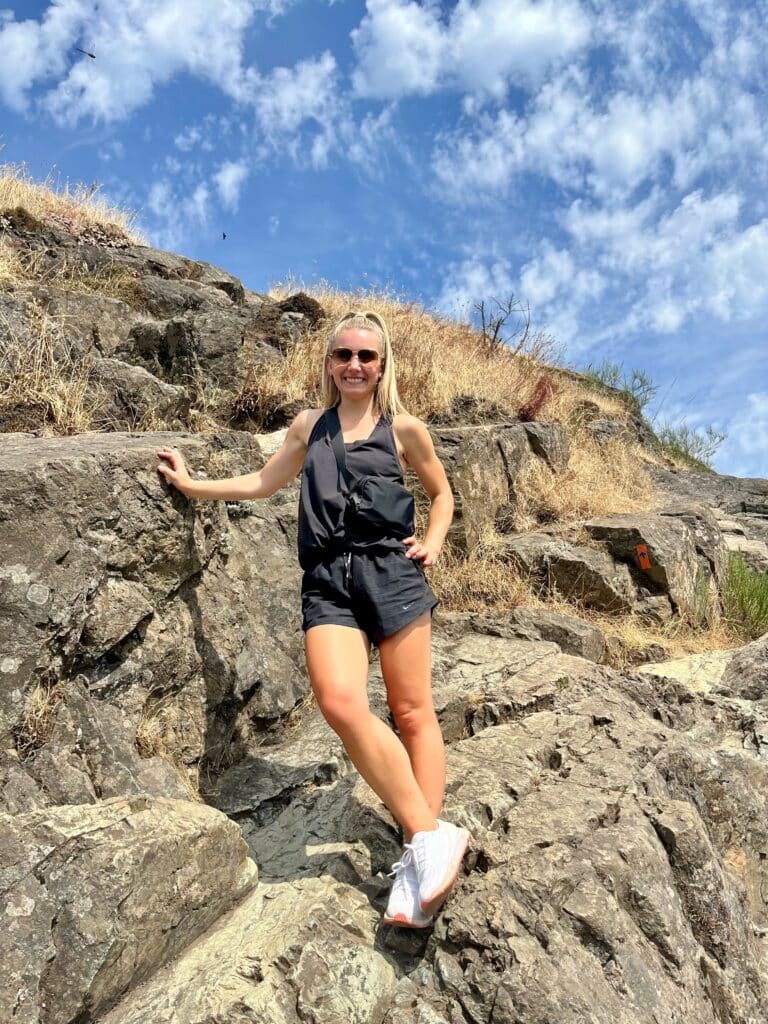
0, 431, 305, 780
24, 679, 190, 807
584, 513, 699, 616
505, 532, 636, 611
715, 633, 768, 701
97, 634, 768, 1022
37, 288, 136, 359
428, 422, 570, 550
521, 420, 570, 471
121, 309, 280, 393
468, 606, 607, 663
430, 425, 511, 551
89, 358, 190, 431
0, 795, 257, 1024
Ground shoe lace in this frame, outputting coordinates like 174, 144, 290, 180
388, 842, 415, 879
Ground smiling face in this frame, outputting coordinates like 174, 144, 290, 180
326, 327, 383, 400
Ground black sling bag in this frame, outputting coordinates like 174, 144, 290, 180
326, 407, 414, 539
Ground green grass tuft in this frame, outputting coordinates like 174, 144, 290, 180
722, 551, 768, 641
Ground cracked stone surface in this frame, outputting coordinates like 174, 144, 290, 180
4, 219, 768, 1024
97, 626, 768, 1024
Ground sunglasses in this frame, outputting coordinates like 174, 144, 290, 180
329, 347, 381, 364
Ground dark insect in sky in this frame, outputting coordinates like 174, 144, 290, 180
76, 47, 96, 59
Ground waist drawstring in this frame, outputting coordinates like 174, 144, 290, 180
343, 551, 352, 588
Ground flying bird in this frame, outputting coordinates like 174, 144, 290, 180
222, 232, 227, 240
76, 47, 96, 59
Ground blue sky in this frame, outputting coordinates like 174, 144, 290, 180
2, 0, 767, 478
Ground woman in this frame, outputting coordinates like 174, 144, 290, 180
156, 310, 470, 928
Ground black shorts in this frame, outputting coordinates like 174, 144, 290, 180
301, 547, 439, 644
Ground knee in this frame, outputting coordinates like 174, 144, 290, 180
390, 701, 437, 739
313, 683, 368, 735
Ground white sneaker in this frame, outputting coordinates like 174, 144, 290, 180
411, 819, 471, 916
383, 844, 434, 928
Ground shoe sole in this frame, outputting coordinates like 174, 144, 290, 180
419, 828, 471, 917
383, 912, 434, 929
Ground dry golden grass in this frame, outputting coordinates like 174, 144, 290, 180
261, 280, 568, 424
511, 432, 656, 529
14, 675, 66, 757
1, 162, 143, 244
135, 700, 204, 802
430, 539, 743, 668
430, 538, 533, 612
51, 261, 146, 306
0, 301, 105, 434
0, 239, 26, 286
592, 606, 743, 668
254, 281, 660, 526
1, 233, 145, 305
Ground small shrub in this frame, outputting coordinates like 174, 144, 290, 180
722, 551, 768, 641
518, 374, 557, 422
683, 562, 717, 630
654, 420, 726, 471
581, 359, 658, 411
474, 294, 531, 353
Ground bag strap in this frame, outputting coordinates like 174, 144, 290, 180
326, 406, 354, 493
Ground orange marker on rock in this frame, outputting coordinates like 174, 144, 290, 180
635, 543, 652, 570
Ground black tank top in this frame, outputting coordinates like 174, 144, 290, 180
297, 409, 414, 568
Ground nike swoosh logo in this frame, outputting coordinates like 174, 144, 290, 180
402, 602, 415, 611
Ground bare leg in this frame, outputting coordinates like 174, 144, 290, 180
305, 624, 437, 840
379, 612, 446, 823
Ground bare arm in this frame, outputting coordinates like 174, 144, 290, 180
156, 411, 315, 500
394, 414, 454, 566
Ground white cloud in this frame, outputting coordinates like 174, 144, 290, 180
254, 52, 342, 167
252, 53, 396, 172
213, 159, 249, 211
144, 174, 210, 249
519, 243, 605, 308
0, 1, 88, 111
432, 65, 760, 204
0, 0, 293, 123
352, 0, 591, 100
448, 0, 590, 96
714, 391, 768, 478
566, 190, 768, 331
433, 109, 524, 197
351, 0, 445, 99
174, 125, 203, 152
256, 52, 337, 136
435, 254, 517, 320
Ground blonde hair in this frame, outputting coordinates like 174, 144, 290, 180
321, 310, 405, 419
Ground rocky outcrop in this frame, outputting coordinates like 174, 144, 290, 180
3, 216, 768, 1024
88, 628, 768, 1024
2, 429, 768, 1022
0, 431, 306, 794
649, 465, 768, 572
1, 217, 322, 432
460, 606, 607, 663
429, 421, 570, 550
89, 357, 191, 430
1, 795, 257, 1024
583, 513, 702, 615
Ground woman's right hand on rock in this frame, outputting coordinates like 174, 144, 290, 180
156, 446, 193, 494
